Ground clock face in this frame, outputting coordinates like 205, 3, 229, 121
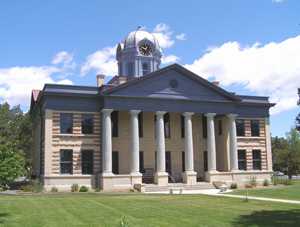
139, 43, 152, 56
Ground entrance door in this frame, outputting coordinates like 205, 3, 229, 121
166, 151, 172, 175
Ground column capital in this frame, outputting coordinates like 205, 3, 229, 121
156, 111, 167, 116
182, 112, 194, 117
129, 110, 141, 115
101, 109, 113, 115
227, 113, 238, 119
205, 113, 216, 118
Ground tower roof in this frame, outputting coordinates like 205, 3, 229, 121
122, 27, 161, 52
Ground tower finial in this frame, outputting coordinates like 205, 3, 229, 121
137, 25, 142, 30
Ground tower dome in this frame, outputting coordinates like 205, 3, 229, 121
116, 27, 162, 78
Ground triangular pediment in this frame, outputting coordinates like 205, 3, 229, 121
104, 64, 240, 102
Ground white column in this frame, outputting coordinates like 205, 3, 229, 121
183, 112, 194, 172
228, 114, 239, 171
228, 114, 238, 171
205, 113, 217, 172
156, 111, 166, 173
265, 117, 273, 171
101, 109, 113, 175
130, 110, 141, 174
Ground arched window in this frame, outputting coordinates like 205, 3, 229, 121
142, 62, 150, 75
127, 62, 134, 76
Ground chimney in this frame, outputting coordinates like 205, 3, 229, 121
96, 74, 105, 87
212, 81, 220, 86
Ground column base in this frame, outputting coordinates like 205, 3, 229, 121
182, 171, 197, 185
130, 172, 142, 185
100, 172, 115, 191
154, 172, 169, 186
204, 170, 219, 182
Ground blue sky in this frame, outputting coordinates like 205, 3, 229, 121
0, 0, 299, 137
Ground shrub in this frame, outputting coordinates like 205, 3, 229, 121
79, 186, 89, 192
244, 183, 252, 189
21, 180, 43, 193
51, 187, 58, 193
95, 187, 101, 192
71, 184, 79, 192
282, 179, 293, 186
263, 179, 270, 187
230, 183, 237, 189
249, 176, 257, 187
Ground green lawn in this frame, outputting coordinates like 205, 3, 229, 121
231, 180, 300, 201
0, 194, 300, 227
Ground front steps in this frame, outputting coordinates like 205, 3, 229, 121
143, 182, 215, 193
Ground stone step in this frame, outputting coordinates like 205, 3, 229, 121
144, 182, 215, 192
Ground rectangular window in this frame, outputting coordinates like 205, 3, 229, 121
218, 120, 222, 135
81, 114, 94, 134
60, 113, 73, 134
164, 113, 171, 138
139, 151, 144, 173
252, 150, 262, 170
182, 151, 185, 172
112, 151, 119, 174
60, 149, 73, 174
204, 151, 208, 171
202, 116, 207, 138
236, 119, 245, 136
181, 115, 185, 138
251, 120, 260, 137
81, 150, 93, 175
138, 112, 143, 138
111, 111, 119, 137
238, 149, 247, 170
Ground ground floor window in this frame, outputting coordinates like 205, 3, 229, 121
203, 151, 208, 171
182, 151, 185, 172
139, 151, 144, 173
112, 151, 119, 174
238, 149, 247, 170
252, 149, 262, 170
81, 150, 94, 174
60, 149, 73, 174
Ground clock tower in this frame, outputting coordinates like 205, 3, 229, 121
116, 27, 162, 77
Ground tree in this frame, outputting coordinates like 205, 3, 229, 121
296, 88, 300, 132
272, 128, 300, 179
0, 143, 25, 188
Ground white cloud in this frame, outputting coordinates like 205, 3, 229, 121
161, 55, 180, 65
0, 66, 72, 108
176, 33, 187, 41
272, 0, 285, 3
80, 46, 117, 76
185, 35, 300, 115
152, 23, 175, 49
52, 51, 73, 65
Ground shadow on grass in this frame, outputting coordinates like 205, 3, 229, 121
0, 213, 9, 224
233, 209, 300, 227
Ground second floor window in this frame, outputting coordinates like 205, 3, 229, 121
202, 116, 207, 138
236, 119, 245, 136
251, 120, 260, 137
81, 114, 94, 134
142, 62, 150, 75
181, 115, 185, 138
111, 111, 119, 137
164, 113, 171, 138
60, 113, 73, 134
138, 112, 143, 138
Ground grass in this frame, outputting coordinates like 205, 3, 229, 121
0, 193, 300, 227
231, 180, 300, 201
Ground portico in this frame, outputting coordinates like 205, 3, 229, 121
100, 108, 240, 190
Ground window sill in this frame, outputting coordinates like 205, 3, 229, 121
237, 136, 264, 139
53, 133, 99, 137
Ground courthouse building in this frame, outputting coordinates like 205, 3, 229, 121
30, 28, 275, 191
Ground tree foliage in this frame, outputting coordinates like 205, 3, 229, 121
0, 143, 25, 188
0, 102, 32, 187
272, 128, 300, 178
